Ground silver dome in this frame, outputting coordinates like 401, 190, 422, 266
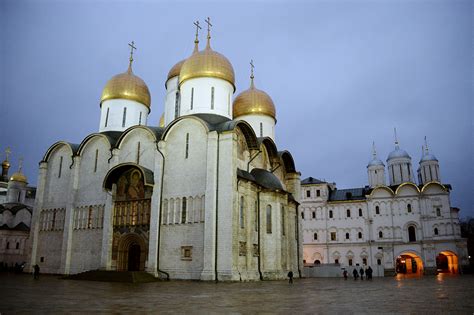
387, 148, 411, 160
367, 158, 384, 167
420, 153, 438, 162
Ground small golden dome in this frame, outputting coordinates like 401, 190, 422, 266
2, 160, 10, 168
101, 66, 151, 110
167, 59, 186, 81
179, 41, 235, 90
233, 81, 276, 120
159, 113, 165, 128
10, 172, 27, 183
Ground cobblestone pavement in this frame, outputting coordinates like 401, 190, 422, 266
1, 273, 473, 313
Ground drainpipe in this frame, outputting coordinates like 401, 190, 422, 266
215, 133, 220, 283
257, 189, 263, 280
295, 203, 302, 278
247, 150, 261, 172
156, 142, 170, 280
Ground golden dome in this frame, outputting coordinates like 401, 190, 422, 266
10, 172, 27, 183
2, 160, 10, 168
159, 113, 165, 128
167, 59, 186, 81
179, 41, 235, 90
233, 80, 276, 120
101, 66, 151, 110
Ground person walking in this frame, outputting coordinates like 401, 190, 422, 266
353, 268, 358, 280
359, 267, 365, 280
287, 270, 294, 284
343, 269, 348, 280
33, 264, 40, 280
366, 266, 373, 280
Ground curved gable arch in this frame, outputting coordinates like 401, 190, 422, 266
259, 137, 279, 162
103, 162, 154, 190
369, 185, 395, 198
42, 141, 78, 162
421, 181, 447, 193
116, 125, 162, 150
395, 182, 420, 195
216, 119, 259, 150
162, 115, 210, 143
77, 133, 113, 156
279, 150, 296, 173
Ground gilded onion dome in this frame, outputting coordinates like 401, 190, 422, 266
101, 60, 151, 110
179, 35, 235, 90
233, 72, 276, 120
10, 172, 27, 183
2, 159, 10, 169
159, 113, 165, 128
167, 59, 186, 82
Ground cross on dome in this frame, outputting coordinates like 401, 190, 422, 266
4, 147, 11, 161
128, 41, 136, 69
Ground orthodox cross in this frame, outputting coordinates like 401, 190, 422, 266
250, 59, 255, 78
4, 147, 11, 161
128, 41, 136, 66
18, 157, 23, 172
193, 20, 202, 41
205, 17, 212, 38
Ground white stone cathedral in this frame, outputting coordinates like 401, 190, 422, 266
301, 137, 468, 277
28, 23, 302, 280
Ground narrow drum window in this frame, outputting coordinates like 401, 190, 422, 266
137, 142, 141, 164
254, 201, 258, 231
94, 149, 99, 173
281, 204, 285, 236
399, 165, 403, 180
211, 87, 215, 109
407, 204, 412, 213
191, 87, 194, 109
122, 107, 127, 127
105, 107, 109, 127
407, 164, 411, 178
175, 91, 180, 119
240, 196, 244, 228
58, 156, 63, 178
329, 210, 333, 219
266, 205, 272, 234
185, 133, 189, 159
181, 197, 187, 224
260, 122, 263, 137
139, 112, 142, 125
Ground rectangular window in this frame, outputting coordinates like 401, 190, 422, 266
240, 196, 245, 229
266, 205, 272, 234
408, 164, 411, 177
306, 190, 311, 198
139, 112, 142, 125
191, 87, 194, 110
185, 133, 189, 159
329, 210, 333, 219
312, 211, 316, 219
105, 107, 109, 127
122, 107, 127, 127
316, 190, 320, 197
94, 149, 99, 173
181, 246, 192, 261
359, 208, 362, 217
259, 122, 263, 137
330, 232, 336, 241
346, 209, 351, 218
211, 87, 215, 109
436, 208, 441, 216
181, 197, 187, 224
281, 204, 285, 236
58, 156, 63, 178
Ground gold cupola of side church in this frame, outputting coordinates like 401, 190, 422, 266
233, 61, 276, 120
10, 158, 27, 184
167, 59, 186, 82
179, 18, 235, 90
101, 41, 151, 110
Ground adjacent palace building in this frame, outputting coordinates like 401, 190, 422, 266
301, 139, 468, 276
27, 21, 302, 280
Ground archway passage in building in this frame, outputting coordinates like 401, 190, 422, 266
396, 252, 424, 275
436, 251, 458, 274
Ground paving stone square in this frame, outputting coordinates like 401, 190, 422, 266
1, 273, 473, 313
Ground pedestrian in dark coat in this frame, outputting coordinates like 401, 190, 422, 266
366, 266, 373, 280
287, 271, 294, 284
353, 269, 358, 280
359, 267, 365, 280
33, 264, 40, 280
343, 270, 348, 280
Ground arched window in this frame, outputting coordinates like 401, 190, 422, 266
6, 242, 9, 249
407, 204, 412, 213
434, 228, 439, 235
408, 225, 416, 242
348, 259, 353, 266
329, 210, 333, 219
377, 258, 382, 265
358, 232, 362, 239
314, 260, 321, 265
239, 196, 244, 229
181, 197, 187, 224
346, 209, 351, 218
345, 232, 350, 240
16, 242, 20, 249
313, 232, 318, 240
436, 208, 441, 216
335, 259, 339, 264
359, 208, 362, 217
301, 211, 304, 220
375, 206, 380, 215
266, 205, 272, 234
379, 231, 383, 238
312, 211, 316, 219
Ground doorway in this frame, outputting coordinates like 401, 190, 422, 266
128, 243, 141, 271
396, 253, 423, 275
436, 251, 458, 274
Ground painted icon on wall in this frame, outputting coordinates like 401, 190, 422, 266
116, 169, 145, 200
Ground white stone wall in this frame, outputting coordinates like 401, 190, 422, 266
99, 99, 149, 132
180, 77, 234, 120
164, 76, 179, 126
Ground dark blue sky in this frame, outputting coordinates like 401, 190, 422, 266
1, 0, 472, 217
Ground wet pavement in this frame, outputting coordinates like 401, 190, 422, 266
1, 273, 473, 313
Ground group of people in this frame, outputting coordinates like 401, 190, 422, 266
342, 266, 373, 280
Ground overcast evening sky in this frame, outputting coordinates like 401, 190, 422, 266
1, 0, 472, 217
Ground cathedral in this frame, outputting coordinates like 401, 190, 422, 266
300, 136, 468, 276
28, 21, 302, 281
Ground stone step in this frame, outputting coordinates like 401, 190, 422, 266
64, 270, 158, 283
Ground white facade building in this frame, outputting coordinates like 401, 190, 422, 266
301, 140, 468, 277
28, 28, 302, 281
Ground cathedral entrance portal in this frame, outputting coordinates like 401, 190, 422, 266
128, 243, 141, 271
